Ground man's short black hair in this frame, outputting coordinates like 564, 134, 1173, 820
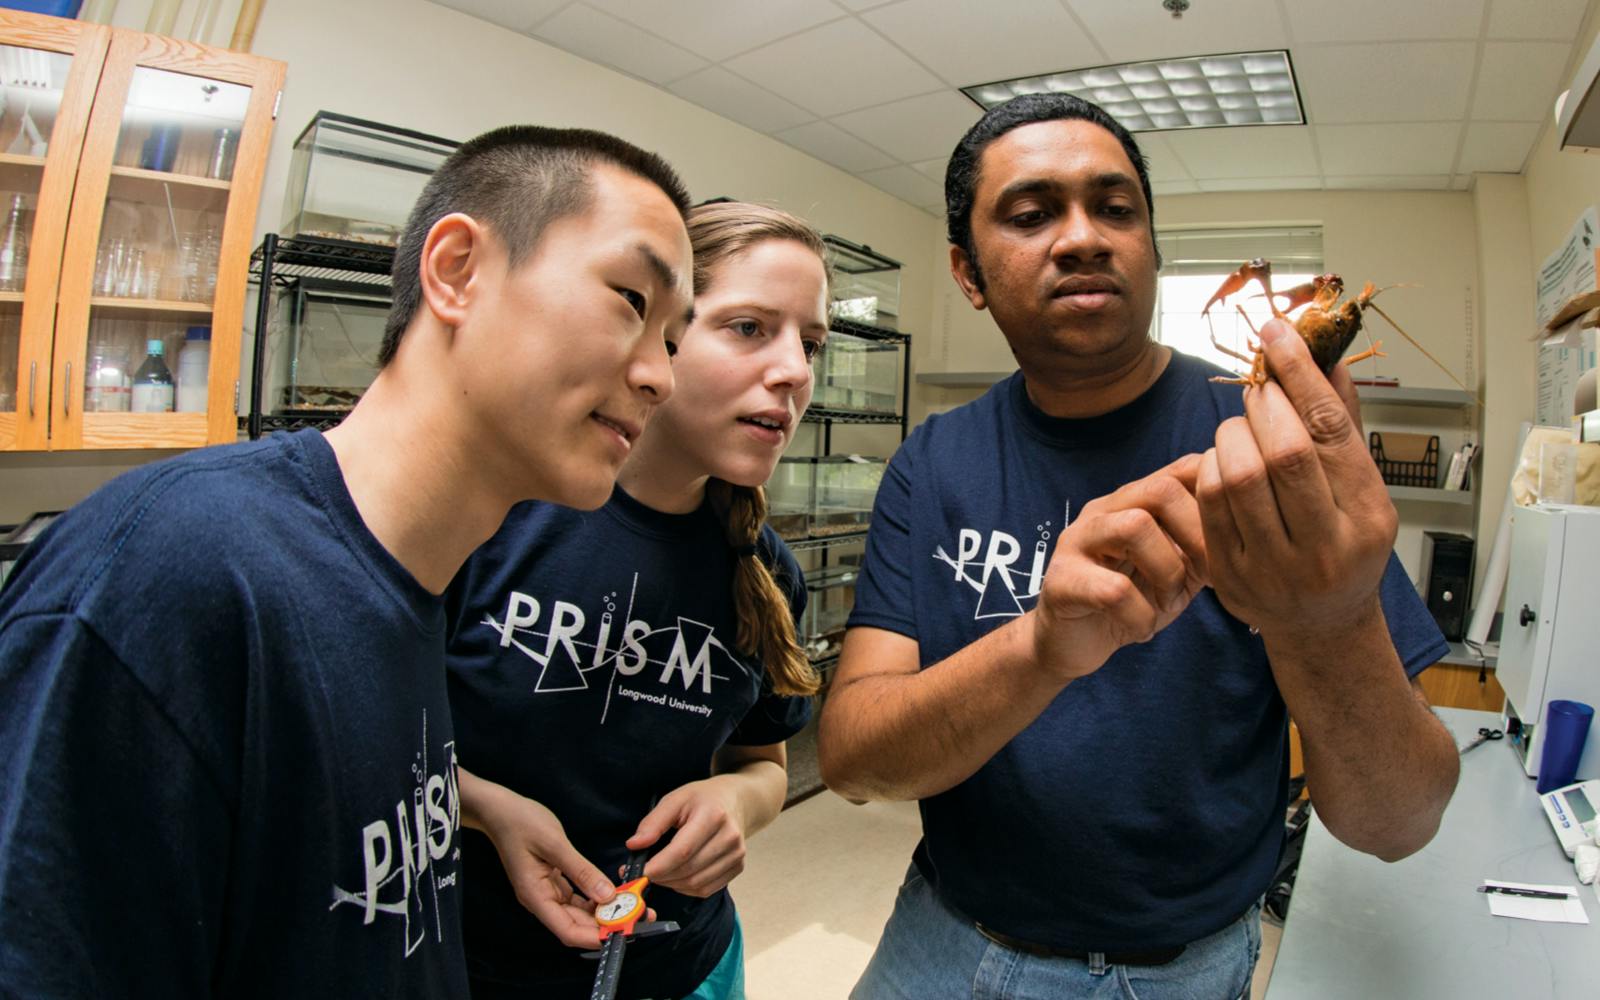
379, 125, 691, 366
945, 93, 1161, 291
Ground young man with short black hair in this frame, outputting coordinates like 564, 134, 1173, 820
0, 125, 695, 999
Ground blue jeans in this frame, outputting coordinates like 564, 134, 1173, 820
852, 866, 1262, 1000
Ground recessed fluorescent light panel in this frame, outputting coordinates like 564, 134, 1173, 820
960, 50, 1304, 132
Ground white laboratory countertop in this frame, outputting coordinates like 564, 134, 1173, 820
1266, 707, 1599, 999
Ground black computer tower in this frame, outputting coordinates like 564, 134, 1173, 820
1419, 531, 1474, 641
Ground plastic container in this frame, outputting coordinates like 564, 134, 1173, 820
130, 338, 173, 413
1537, 700, 1595, 794
175, 326, 211, 412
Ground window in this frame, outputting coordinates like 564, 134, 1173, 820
1153, 226, 1323, 372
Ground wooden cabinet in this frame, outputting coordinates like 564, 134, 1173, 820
0, 9, 283, 452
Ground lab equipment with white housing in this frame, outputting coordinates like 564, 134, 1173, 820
1539, 779, 1600, 859
1497, 504, 1600, 782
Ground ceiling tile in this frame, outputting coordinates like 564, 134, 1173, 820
1196, 176, 1324, 192
724, 18, 946, 117
863, 0, 1103, 87
832, 91, 980, 163
1068, 0, 1289, 64
1457, 121, 1542, 172
1152, 179, 1201, 195
1160, 126, 1320, 178
920, 202, 945, 218
860, 164, 945, 206
534, 4, 707, 85
1486, 0, 1590, 40
426, 0, 567, 32
1136, 134, 1193, 182
1315, 122, 1462, 174
1322, 175, 1452, 190
584, 0, 843, 62
773, 120, 897, 172
1451, 175, 1472, 190
834, 0, 899, 9
1295, 43, 1477, 123
1472, 42, 1572, 120
1281, 0, 1485, 42
912, 157, 947, 182
667, 67, 816, 133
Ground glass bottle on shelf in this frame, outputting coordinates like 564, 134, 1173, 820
0, 194, 31, 293
84, 346, 132, 413
130, 338, 174, 413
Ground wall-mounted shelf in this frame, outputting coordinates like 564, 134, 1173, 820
916, 370, 1013, 387
1388, 485, 1474, 505
1356, 385, 1475, 408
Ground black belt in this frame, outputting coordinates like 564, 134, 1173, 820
974, 923, 1186, 967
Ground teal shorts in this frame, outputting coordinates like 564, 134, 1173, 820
681, 914, 745, 1000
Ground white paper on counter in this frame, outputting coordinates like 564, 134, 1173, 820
1482, 880, 1589, 924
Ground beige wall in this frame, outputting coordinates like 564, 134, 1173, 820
1, 0, 943, 522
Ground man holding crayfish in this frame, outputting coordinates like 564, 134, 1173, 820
819, 93, 1459, 1000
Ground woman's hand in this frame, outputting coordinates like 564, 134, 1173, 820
460, 769, 619, 949
630, 778, 751, 898
630, 743, 788, 898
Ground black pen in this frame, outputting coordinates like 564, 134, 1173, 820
1477, 885, 1573, 900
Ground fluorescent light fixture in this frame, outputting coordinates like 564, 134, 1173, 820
960, 50, 1304, 132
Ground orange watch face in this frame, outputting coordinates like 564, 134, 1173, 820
595, 878, 649, 930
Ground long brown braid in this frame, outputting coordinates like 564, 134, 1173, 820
688, 201, 830, 697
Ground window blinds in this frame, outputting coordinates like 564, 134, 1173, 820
1155, 226, 1323, 277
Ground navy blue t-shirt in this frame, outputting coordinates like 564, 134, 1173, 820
445, 486, 811, 999
847, 352, 1448, 952
0, 430, 467, 999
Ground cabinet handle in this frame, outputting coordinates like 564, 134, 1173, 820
63, 362, 71, 417
1519, 604, 1536, 627
27, 360, 35, 417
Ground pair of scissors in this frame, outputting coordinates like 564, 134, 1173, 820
1459, 727, 1503, 755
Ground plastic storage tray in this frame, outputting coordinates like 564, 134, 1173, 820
1369, 431, 1440, 487
281, 112, 458, 247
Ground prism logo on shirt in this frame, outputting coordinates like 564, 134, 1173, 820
932, 509, 1066, 620
477, 579, 747, 722
329, 709, 461, 957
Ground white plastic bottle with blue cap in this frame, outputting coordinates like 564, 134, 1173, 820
176, 325, 211, 412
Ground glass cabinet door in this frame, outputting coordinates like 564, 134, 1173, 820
0, 13, 107, 451
53, 30, 283, 450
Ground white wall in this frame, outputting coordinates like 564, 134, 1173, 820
0, 0, 943, 522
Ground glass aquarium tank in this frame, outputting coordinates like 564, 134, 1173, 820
280, 112, 457, 246
824, 235, 901, 330
767, 455, 885, 539
812, 329, 901, 415
801, 543, 863, 662
263, 280, 389, 415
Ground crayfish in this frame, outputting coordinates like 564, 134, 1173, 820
1200, 258, 1468, 395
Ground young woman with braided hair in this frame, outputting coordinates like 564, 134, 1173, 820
445, 200, 829, 1000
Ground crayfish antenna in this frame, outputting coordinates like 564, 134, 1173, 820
1363, 301, 1482, 408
